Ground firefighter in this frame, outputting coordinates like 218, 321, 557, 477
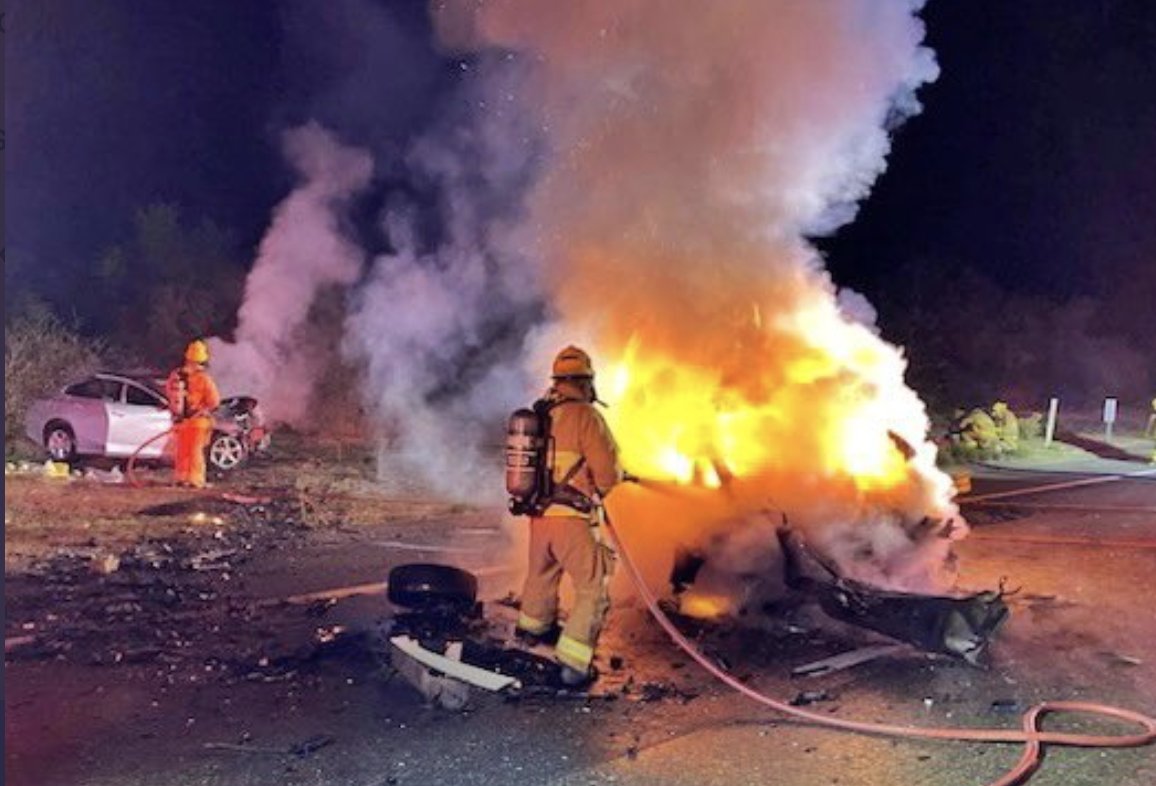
165, 339, 221, 488
990, 401, 1019, 453
516, 346, 624, 687
958, 407, 1000, 455
1146, 397, 1156, 438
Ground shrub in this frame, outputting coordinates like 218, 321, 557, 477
4, 310, 105, 455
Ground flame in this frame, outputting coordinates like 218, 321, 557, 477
602, 298, 918, 496
678, 593, 731, 619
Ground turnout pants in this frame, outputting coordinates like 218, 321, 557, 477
517, 514, 614, 673
173, 417, 212, 488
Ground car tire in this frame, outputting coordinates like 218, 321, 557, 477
208, 432, 247, 471
43, 422, 77, 463
387, 563, 478, 611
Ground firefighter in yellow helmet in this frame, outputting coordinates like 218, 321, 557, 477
958, 406, 999, 456
516, 346, 624, 687
990, 401, 1019, 453
165, 339, 221, 488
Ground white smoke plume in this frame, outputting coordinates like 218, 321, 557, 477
209, 123, 374, 424
214, 2, 960, 614
431, 0, 957, 606
343, 58, 547, 499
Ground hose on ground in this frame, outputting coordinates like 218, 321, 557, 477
599, 503, 1156, 786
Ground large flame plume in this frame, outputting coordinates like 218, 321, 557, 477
437, 0, 961, 608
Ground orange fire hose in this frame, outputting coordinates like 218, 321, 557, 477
599, 502, 1156, 786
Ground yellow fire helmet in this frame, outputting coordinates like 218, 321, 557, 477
992, 401, 1008, 414
552, 345, 595, 379
185, 339, 210, 364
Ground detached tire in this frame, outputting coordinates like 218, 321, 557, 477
388, 563, 478, 611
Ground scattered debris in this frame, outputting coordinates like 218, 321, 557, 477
43, 461, 72, 479
4, 635, 38, 654
789, 689, 833, 707
778, 526, 1010, 665
989, 698, 1023, 715
204, 734, 336, 758
289, 734, 336, 758
1103, 652, 1142, 667
90, 552, 122, 575
792, 644, 909, 677
84, 466, 125, 484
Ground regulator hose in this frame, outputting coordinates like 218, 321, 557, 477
599, 503, 1156, 786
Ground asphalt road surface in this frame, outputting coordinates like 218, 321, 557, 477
6, 464, 1156, 786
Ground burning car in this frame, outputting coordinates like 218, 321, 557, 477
24, 372, 271, 471
774, 525, 1010, 664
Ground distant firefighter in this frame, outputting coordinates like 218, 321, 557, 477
990, 401, 1020, 453
165, 339, 221, 488
957, 407, 1000, 455
1146, 397, 1156, 438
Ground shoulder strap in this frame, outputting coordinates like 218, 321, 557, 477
558, 455, 586, 486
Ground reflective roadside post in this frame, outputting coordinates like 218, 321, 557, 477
1044, 397, 1059, 447
1103, 397, 1118, 442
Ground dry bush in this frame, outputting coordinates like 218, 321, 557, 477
5, 311, 105, 453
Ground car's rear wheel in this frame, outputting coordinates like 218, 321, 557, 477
208, 433, 246, 471
43, 422, 77, 462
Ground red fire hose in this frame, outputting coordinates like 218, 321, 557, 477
599, 502, 1156, 786
125, 427, 176, 488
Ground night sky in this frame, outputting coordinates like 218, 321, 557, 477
6, 0, 1155, 403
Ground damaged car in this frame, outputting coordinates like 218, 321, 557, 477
774, 526, 1010, 664
670, 524, 1010, 666
24, 371, 271, 472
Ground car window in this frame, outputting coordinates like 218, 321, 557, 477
125, 383, 165, 407
65, 378, 122, 401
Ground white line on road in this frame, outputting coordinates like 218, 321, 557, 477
374, 540, 489, 554
960, 467, 1156, 504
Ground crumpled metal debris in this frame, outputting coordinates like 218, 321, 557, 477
777, 526, 1010, 665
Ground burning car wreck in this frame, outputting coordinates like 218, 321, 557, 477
671, 523, 1010, 666
775, 525, 1010, 664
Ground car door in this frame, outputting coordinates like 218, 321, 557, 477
55, 377, 118, 455
105, 380, 174, 458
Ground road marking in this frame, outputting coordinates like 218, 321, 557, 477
960, 467, 1156, 503
373, 540, 488, 554
966, 532, 1156, 550
964, 501, 1156, 514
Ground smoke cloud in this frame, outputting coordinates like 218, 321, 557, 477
342, 56, 548, 498
209, 123, 374, 424
216, 2, 961, 614
432, 0, 957, 606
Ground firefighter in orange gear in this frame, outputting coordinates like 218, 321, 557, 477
165, 339, 221, 488
516, 346, 624, 687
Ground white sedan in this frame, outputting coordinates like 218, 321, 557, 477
24, 372, 268, 471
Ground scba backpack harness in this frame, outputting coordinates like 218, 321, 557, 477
505, 399, 593, 517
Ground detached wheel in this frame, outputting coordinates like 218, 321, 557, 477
208, 432, 247, 471
44, 422, 77, 462
388, 563, 478, 611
